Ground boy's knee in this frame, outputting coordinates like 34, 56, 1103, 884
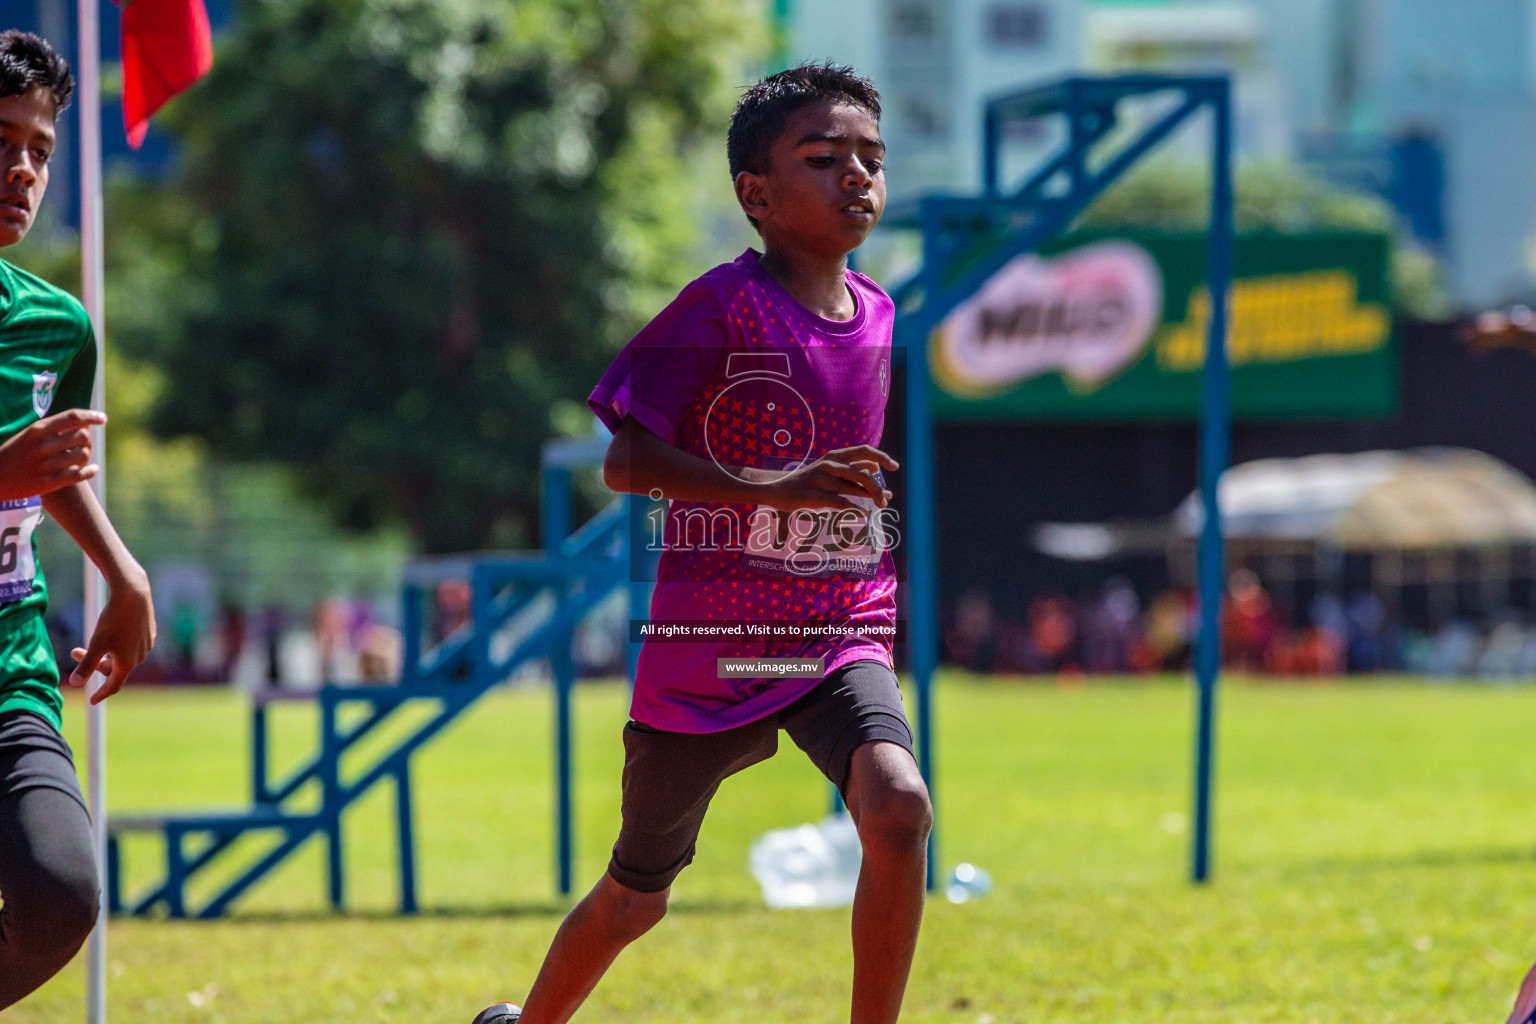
4, 863, 99, 972
596, 875, 669, 944
39, 865, 101, 951
855, 774, 933, 852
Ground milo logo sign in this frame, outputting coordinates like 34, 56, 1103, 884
926, 231, 1396, 420
930, 241, 1163, 397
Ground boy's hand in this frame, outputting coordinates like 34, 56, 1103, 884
0, 409, 105, 502
762, 445, 897, 512
68, 566, 154, 704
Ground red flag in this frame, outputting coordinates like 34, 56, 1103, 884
117, 0, 213, 148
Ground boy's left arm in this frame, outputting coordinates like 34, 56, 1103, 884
41, 482, 155, 702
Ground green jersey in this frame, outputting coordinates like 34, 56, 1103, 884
0, 257, 97, 731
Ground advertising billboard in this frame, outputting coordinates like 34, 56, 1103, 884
930, 231, 1395, 420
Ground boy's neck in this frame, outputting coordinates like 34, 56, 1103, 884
756, 246, 855, 322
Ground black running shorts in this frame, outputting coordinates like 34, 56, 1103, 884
606, 659, 914, 894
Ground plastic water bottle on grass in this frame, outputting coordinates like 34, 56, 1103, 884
944, 862, 992, 904
749, 813, 862, 908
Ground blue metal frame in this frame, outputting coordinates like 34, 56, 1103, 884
107, 445, 634, 918
1192, 86, 1233, 885
893, 74, 1232, 886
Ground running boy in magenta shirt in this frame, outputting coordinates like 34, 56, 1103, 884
473, 64, 931, 1024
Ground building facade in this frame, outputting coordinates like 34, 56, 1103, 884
780, 0, 1536, 308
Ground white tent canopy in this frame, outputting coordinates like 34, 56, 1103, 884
1174, 448, 1536, 549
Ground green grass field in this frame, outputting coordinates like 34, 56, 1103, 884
14, 675, 1536, 1023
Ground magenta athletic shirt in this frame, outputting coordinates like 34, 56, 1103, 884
588, 249, 897, 733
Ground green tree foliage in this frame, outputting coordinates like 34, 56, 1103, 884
125, 0, 753, 552
8, 190, 210, 538
9, 206, 410, 613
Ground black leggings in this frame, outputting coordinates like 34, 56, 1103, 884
0, 711, 99, 1010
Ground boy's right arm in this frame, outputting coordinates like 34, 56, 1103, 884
602, 415, 896, 511
0, 409, 105, 502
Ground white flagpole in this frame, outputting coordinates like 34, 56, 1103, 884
76, 1, 110, 1021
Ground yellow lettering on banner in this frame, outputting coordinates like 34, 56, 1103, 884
1155, 270, 1390, 371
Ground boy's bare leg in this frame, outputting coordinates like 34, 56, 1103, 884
844, 741, 933, 1024
518, 873, 670, 1024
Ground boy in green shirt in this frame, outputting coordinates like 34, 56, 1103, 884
0, 30, 155, 1009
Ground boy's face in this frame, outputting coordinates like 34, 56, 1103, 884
736, 98, 886, 257
0, 87, 56, 248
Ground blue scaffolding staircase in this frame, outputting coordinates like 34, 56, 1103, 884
106, 433, 652, 918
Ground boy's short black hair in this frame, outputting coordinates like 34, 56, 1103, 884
728, 61, 881, 227
0, 30, 74, 115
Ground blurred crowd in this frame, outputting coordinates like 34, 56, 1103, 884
40, 573, 634, 690
942, 569, 1536, 680
44, 570, 1536, 687
45, 596, 403, 689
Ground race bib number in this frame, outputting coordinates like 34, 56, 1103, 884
741, 475, 893, 580
0, 497, 41, 604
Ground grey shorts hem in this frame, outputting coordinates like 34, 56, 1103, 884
821, 710, 914, 796
606, 844, 693, 894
